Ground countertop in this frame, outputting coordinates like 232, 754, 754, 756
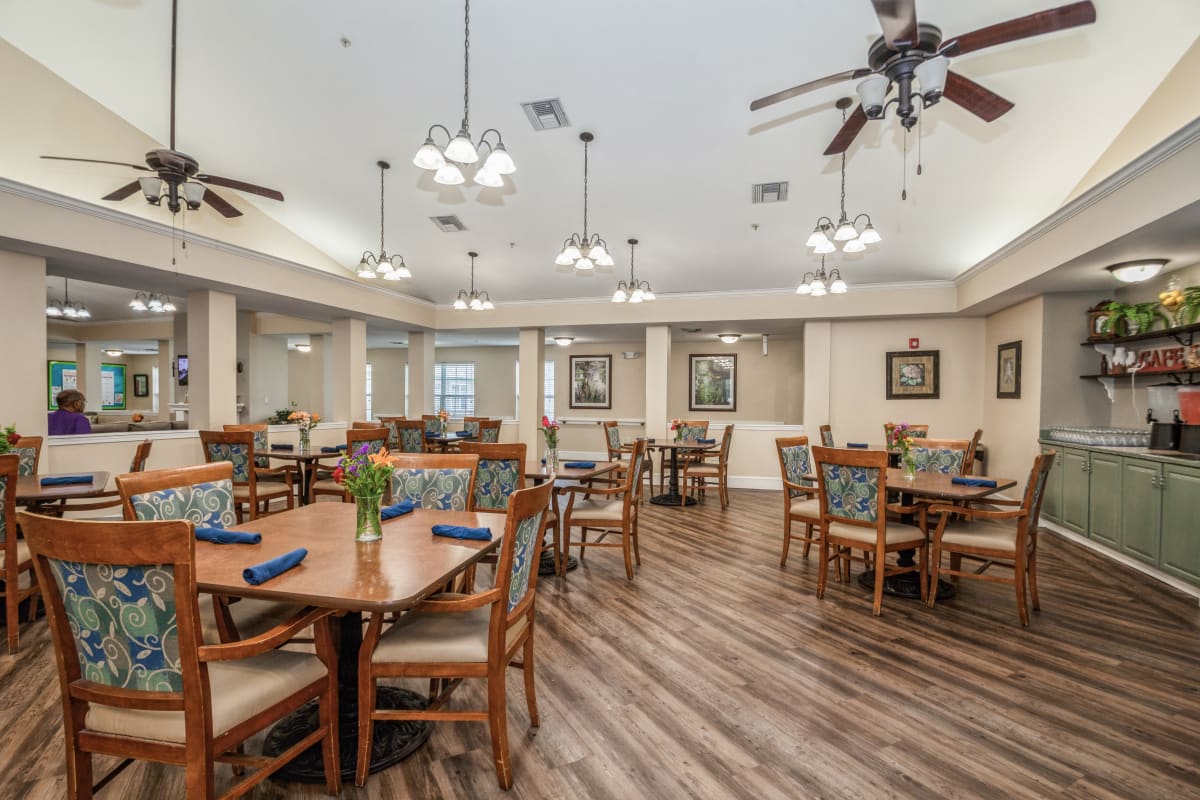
1038, 439, 1200, 465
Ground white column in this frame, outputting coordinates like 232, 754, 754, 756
517, 328, 546, 456
645, 325, 671, 440
803, 320, 832, 434
330, 317, 367, 423
407, 331, 436, 416
0, 252, 48, 436
74, 343, 103, 412
186, 289, 238, 429
156, 339, 174, 411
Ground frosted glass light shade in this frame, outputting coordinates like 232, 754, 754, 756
813, 238, 836, 254
915, 56, 950, 99
796, 282, 812, 295
857, 74, 889, 117
842, 237, 866, 253
469, 296, 483, 310
588, 242, 608, 261
810, 277, 827, 296
483, 143, 516, 175
482, 297, 495, 310
473, 166, 503, 188
833, 220, 858, 241
555, 250, 576, 266
642, 288, 656, 301
356, 259, 377, 278
562, 244, 582, 261
453, 295, 468, 310
434, 164, 465, 185
413, 140, 446, 170
630, 288, 645, 303
830, 277, 848, 293
76, 306, 91, 319
46, 302, 62, 316
806, 227, 831, 248
138, 176, 163, 201
575, 257, 595, 271
857, 224, 881, 245
612, 288, 628, 303
595, 251, 615, 267
1107, 260, 1167, 283
444, 132, 479, 164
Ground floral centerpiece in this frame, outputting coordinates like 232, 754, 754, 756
332, 444, 399, 542
670, 418, 682, 441
884, 421, 916, 479
0, 423, 19, 455
288, 410, 320, 451
438, 408, 450, 435
541, 416, 560, 470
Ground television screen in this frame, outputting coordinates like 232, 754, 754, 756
177, 355, 189, 387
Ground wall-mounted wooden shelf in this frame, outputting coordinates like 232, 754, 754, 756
1080, 321, 1200, 348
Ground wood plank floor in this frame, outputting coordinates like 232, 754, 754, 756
3, 489, 1199, 799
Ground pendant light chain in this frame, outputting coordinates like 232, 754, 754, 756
582, 139, 590, 238
462, 0, 471, 132
378, 164, 386, 253
839, 105, 847, 223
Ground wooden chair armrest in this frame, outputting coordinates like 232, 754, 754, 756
782, 480, 816, 497
255, 465, 293, 477
198, 605, 334, 661
927, 502, 1027, 522
559, 484, 626, 497
58, 491, 123, 512
413, 588, 502, 613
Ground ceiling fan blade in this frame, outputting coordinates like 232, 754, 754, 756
942, 71, 1014, 122
750, 68, 874, 111
823, 105, 869, 155
41, 155, 150, 171
195, 173, 284, 202
101, 181, 142, 202
202, 187, 243, 218
940, 1, 1096, 58
871, 0, 919, 49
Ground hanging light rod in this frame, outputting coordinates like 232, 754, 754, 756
356, 160, 412, 280
806, 98, 883, 256
556, 132, 614, 271
453, 251, 495, 311
612, 238, 656, 303
46, 277, 91, 319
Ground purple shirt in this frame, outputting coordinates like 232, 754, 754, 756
48, 409, 91, 436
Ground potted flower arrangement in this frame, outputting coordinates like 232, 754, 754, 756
332, 444, 399, 542
0, 423, 20, 455
884, 421, 916, 480
669, 419, 682, 442
438, 408, 450, 435
288, 409, 320, 452
541, 416, 560, 470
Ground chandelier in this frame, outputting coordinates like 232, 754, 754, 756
45, 277, 91, 319
355, 161, 411, 280
805, 98, 882, 256
555, 132, 614, 271
412, 0, 515, 188
611, 238, 655, 303
796, 255, 848, 297
129, 291, 178, 313
453, 251, 494, 311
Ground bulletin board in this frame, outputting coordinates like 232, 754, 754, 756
47, 361, 127, 410
47, 360, 78, 409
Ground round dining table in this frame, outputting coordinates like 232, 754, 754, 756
645, 440, 716, 506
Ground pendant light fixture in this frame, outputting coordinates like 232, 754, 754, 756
555, 132, 614, 271
355, 161, 411, 280
453, 251, 494, 311
805, 98, 882, 256
46, 277, 91, 319
611, 238, 656, 303
412, 0, 515, 188
796, 255, 848, 297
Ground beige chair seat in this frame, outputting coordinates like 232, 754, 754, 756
566, 499, 625, 523
372, 602, 527, 664
827, 519, 925, 547
198, 597, 307, 644
308, 478, 344, 494
687, 464, 720, 477
789, 497, 821, 517
86, 648, 327, 743
939, 519, 1017, 553
234, 483, 292, 501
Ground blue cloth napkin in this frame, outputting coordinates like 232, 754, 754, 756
454, 430, 471, 437
40, 475, 93, 486
243, 548, 308, 585
697, 438, 716, 445
425, 431, 438, 439
952, 476, 997, 488
564, 461, 596, 469
431, 524, 492, 541
846, 442, 869, 448
381, 500, 415, 520
195, 526, 261, 545
272, 444, 294, 451
320, 445, 346, 453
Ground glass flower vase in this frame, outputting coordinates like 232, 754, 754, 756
354, 491, 383, 542
545, 445, 559, 471
299, 428, 311, 453
903, 451, 917, 481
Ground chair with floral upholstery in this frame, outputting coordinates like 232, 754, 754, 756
812, 446, 928, 616
463, 416, 487, 438
199, 430, 293, 522
601, 420, 651, 499
659, 420, 708, 496
818, 424, 835, 448
389, 453, 479, 511
682, 424, 734, 508
224, 423, 298, 503
478, 419, 502, 444
18, 511, 341, 799
392, 419, 428, 454
1, 453, 40, 654
774, 436, 822, 567
11, 435, 42, 476
378, 416, 407, 448
354, 480, 553, 790
886, 438, 971, 521
563, 439, 647, 580
308, 427, 390, 503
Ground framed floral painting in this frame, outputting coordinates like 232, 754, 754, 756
885, 350, 940, 400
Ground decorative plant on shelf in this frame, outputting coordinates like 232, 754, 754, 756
0, 423, 20, 455
269, 402, 298, 425
1160, 285, 1200, 327
1099, 301, 1168, 337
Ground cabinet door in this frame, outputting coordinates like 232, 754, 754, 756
1088, 452, 1122, 547
1060, 448, 1090, 534
1120, 458, 1161, 565
1160, 464, 1200, 583
1040, 446, 1063, 523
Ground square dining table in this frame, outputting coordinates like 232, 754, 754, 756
16, 471, 111, 509
525, 460, 619, 575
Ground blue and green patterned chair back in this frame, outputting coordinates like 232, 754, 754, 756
628, 441, 647, 498
604, 423, 623, 454
398, 425, 425, 454
350, 434, 387, 456
820, 427, 835, 448
479, 421, 501, 444
130, 479, 238, 529
780, 445, 815, 496
818, 463, 880, 523
506, 508, 545, 613
251, 429, 270, 469
14, 446, 38, 477
464, 420, 481, 438
910, 447, 966, 475
474, 458, 522, 511
45, 557, 183, 691
678, 423, 708, 443
909, 428, 929, 439
205, 441, 253, 483
391, 468, 474, 511
423, 416, 441, 435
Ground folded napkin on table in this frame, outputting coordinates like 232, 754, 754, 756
272, 444, 295, 451
454, 430, 471, 437
952, 476, 997, 488
243, 548, 308, 585
381, 500, 415, 520
846, 442, 869, 448
40, 475, 93, 486
696, 438, 716, 445
320, 445, 346, 453
425, 431, 438, 439
431, 524, 492, 541
564, 461, 596, 469
195, 526, 261, 545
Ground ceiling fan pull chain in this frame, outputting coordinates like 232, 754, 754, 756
917, 110, 923, 176
901, 128, 908, 201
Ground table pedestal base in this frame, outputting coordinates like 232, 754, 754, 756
650, 493, 696, 507
538, 551, 577, 576
856, 569, 956, 601
262, 686, 431, 783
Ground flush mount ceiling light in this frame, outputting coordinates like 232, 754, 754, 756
718, 333, 741, 344
1106, 259, 1168, 284
412, 0, 515, 189
805, 99, 883, 257
45, 277, 91, 319
611, 238, 656, 303
797, 255, 849, 297
355, 161, 412, 280
295, 343, 312, 353
453, 251, 495, 311
555, 132, 614, 271
553, 336, 575, 346
103, 347, 124, 357
128, 291, 177, 313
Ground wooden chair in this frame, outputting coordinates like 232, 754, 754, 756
601, 420, 652, 499
963, 428, 984, 475
478, 419, 502, 444
774, 436, 822, 567
812, 446, 928, 616
11, 435, 42, 476
308, 427, 389, 503
926, 452, 1056, 627
421, 414, 441, 452
354, 480, 554, 790
17, 512, 341, 799
563, 439, 647, 580
818, 424, 835, 448
1, 453, 40, 654
223, 424, 297, 506
658, 420, 708, 496
907, 425, 930, 439
388, 454, 479, 511
887, 438, 972, 520
378, 415, 408, 448
391, 419, 428, 453
681, 424, 734, 508
57, 439, 155, 519
117, 463, 305, 645
199, 430, 293, 522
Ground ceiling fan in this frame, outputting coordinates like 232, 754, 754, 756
40, 0, 282, 218
750, 1, 1097, 156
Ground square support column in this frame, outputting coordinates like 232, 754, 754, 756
407, 331, 436, 417
330, 317, 367, 423
156, 339, 174, 412
645, 325, 672, 439
517, 328, 546, 456
0, 252, 48, 436
186, 289, 238, 429
803, 321, 832, 433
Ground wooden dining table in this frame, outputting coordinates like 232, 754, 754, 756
424, 432, 478, 452
16, 471, 111, 509
264, 447, 346, 504
645, 440, 716, 506
196, 503, 501, 782
526, 460, 619, 575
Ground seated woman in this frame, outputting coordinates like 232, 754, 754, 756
47, 389, 92, 435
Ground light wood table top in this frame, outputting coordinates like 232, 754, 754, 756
644, 440, 716, 451
525, 460, 619, 483
194, 504, 500, 612
16, 471, 111, 504
884, 469, 1017, 500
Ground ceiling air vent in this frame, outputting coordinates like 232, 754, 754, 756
752, 182, 789, 203
522, 98, 569, 131
430, 215, 467, 232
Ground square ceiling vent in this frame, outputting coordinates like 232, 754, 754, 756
522, 98, 569, 130
430, 215, 467, 232
752, 182, 789, 203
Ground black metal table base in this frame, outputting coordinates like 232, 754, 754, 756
650, 493, 696, 507
262, 686, 430, 783
538, 551, 578, 575
856, 569, 956, 601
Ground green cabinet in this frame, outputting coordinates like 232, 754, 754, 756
1040, 445, 1062, 523
1160, 463, 1200, 583
1120, 457, 1161, 565
1088, 452, 1123, 548
1060, 448, 1090, 535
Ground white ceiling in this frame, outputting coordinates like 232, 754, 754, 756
2, 0, 1198, 308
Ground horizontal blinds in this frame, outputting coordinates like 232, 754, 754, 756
434, 362, 475, 416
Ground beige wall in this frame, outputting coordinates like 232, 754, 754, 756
367, 348, 408, 418
287, 337, 327, 420
666, 336, 802, 424
548, 341, 648, 451
983, 297, 1044, 484
1039, 293, 1113, 430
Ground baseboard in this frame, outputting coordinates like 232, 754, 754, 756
727, 475, 782, 491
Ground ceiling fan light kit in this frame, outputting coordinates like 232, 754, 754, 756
355, 161, 412, 281
612, 238, 655, 303
557, 132, 614, 271
1106, 259, 1168, 284
454, 251, 495, 311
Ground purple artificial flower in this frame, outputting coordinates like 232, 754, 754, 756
356, 443, 371, 456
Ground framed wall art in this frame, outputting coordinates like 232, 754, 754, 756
997, 340, 1022, 399
569, 355, 612, 409
133, 373, 150, 398
885, 350, 940, 400
690, 354, 737, 412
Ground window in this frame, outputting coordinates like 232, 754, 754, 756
515, 360, 556, 420
434, 362, 475, 416
365, 363, 373, 420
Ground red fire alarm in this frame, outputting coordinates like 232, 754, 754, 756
909, 337, 920, 349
